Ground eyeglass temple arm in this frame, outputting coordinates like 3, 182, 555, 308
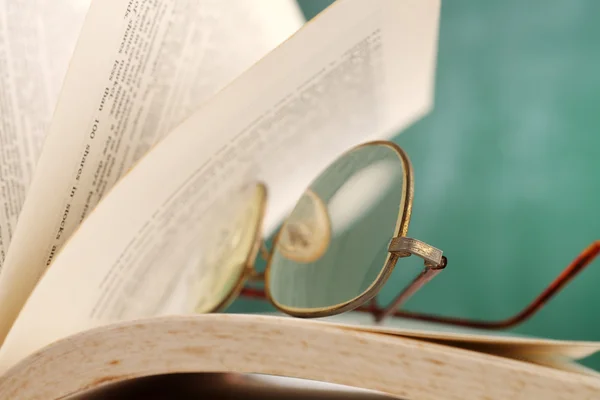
374, 237, 447, 323
372, 240, 600, 330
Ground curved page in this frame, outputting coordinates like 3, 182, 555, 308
312, 312, 600, 361
1, 315, 599, 400
0, 0, 89, 268
0, 0, 305, 341
0, 0, 440, 371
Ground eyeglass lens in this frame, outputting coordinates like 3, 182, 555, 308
268, 143, 407, 311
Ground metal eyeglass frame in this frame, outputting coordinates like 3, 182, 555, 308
208, 140, 448, 319
235, 141, 600, 329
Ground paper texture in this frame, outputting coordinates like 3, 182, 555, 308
0, 0, 440, 371
0, 0, 304, 341
312, 312, 600, 360
0, 0, 89, 267
260, 312, 600, 376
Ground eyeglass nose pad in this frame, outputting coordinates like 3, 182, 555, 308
277, 189, 332, 263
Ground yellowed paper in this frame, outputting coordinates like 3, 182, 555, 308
3, 314, 599, 400
0, 0, 89, 267
0, 0, 304, 341
0, 0, 440, 371
511, 354, 600, 377
324, 313, 600, 376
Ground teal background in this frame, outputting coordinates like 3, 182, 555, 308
228, 0, 600, 369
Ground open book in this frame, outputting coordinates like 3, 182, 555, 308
0, 0, 598, 398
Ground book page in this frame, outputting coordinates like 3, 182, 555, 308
322, 313, 600, 375
0, 0, 89, 267
263, 311, 600, 363
0, 0, 305, 341
511, 354, 600, 377
4, 315, 600, 400
0, 0, 441, 371
317, 312, 600, 355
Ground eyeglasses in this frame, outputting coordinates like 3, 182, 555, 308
193, 140, 447, 318
241, 240, 599, 328
194, 140, 599, 329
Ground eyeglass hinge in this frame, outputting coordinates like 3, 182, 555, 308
388, 237, 447, 269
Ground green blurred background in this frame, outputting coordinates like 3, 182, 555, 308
228, 0, 600, 369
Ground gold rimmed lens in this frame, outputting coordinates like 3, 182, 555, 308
190, 182, 266, 313
266, 142, 408, 314
110, 181, 266, 320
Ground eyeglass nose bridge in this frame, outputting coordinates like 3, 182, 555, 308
388, 237, 447, 269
